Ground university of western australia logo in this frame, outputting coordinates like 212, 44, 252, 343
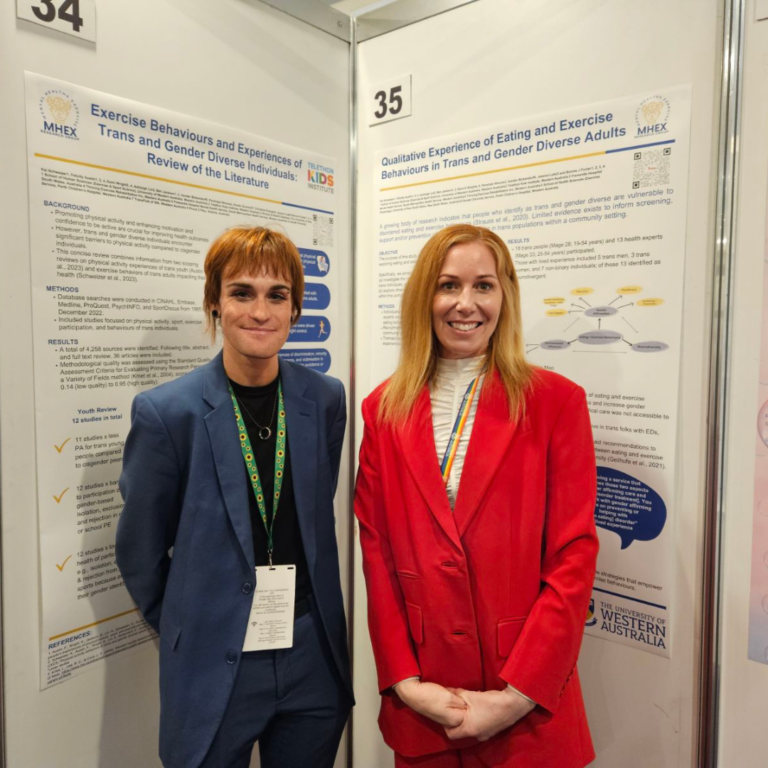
307, 161, 334, 194
586, 598, 597, 627
39, 89, 80, 140
635, 95, 670, 138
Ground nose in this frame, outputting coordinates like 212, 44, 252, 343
248, 297, 271, 321
455, 287, 475, 313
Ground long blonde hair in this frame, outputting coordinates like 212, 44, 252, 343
379, 224, 533, 423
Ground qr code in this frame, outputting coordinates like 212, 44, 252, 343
632, 147, 671, 189
313, 214, 334, 247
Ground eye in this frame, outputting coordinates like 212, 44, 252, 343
269, 292, 288, 302
231, 289, 250, 300
438, 281, 457, 291
477, 282, 493, 291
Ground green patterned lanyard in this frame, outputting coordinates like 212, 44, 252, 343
228, 381, 287, 567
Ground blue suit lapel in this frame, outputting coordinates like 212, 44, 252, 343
203, 352, 255, 571
279, 359, 319, 576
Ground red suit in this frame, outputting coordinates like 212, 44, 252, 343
355, 369, 598, 768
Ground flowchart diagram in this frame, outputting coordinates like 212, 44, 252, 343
526, 285, 667, 354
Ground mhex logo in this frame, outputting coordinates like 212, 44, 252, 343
39, 90, 80, 140
635, 95, 670, 138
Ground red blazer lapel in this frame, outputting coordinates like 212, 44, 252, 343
397, 387, 463, 553
453, 373, 531, 538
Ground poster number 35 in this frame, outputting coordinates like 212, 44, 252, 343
17, 0, 96, 42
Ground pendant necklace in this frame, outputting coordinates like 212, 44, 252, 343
236, 385, 279, 441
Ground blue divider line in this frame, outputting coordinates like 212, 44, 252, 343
593, 586, 667, 610
606, 139, 676, 154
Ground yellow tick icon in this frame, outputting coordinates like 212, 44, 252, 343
53, 438, 71, 453
53, 488, 70, 504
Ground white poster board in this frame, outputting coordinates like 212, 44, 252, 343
369, 86, 692, 657
25, 72, 341, 689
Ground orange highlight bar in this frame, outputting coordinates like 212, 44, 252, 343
48, 607, 140, 641
34, 153, 282, 206
381, 150, 606, 192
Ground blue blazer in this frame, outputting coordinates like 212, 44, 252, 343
116, 352, 352, 768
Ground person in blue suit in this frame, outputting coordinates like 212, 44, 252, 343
116, 226, 353, 768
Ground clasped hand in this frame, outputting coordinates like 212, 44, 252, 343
395, 680, 535, 741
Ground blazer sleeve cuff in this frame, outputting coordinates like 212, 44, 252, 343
379, 663, 423, 695
500, 660, 569, 715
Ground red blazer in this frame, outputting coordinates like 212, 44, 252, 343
355, 369, 598, 767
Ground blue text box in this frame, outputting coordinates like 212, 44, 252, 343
303, 283, 331, 310
289, 315, 331, 342
279, 348, 331, 373
299, 248, 331, 277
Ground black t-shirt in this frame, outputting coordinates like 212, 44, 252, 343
229, 376, 311, 610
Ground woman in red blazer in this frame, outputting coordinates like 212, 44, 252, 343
355, 224, 598, 767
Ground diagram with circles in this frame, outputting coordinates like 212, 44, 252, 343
525, 285, 667, 356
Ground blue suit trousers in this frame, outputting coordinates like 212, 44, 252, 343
197, 598, 351, 768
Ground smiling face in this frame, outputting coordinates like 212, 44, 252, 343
432, 241, 502, 359
214, 269, 294, 369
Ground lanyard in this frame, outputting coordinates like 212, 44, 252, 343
228, 382, 286, 566
440, 375, 481, 485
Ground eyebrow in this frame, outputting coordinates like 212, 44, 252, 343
438, 273, 497, 280
226, 281, 291, 291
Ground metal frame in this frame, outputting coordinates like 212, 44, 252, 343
345, 15, 359, 768
698, 0, 745, 765
354, 0, 478, 42
251, 0, 479, 42
251, 0, 352, 40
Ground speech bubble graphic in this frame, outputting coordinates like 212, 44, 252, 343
595, 466, 666, 549
279, 349, 331, 373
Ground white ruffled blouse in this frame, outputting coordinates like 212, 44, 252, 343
430, 355, 486, 509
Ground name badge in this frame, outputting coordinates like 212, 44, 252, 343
242, 565, 296, 652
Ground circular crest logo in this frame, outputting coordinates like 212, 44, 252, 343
39, 89, 80, 140
585, 598, 597, 627
635, 95, 671, 137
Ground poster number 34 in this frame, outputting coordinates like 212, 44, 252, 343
17, 0, 97, 42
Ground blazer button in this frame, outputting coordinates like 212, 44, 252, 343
242, 582, 253, 594
226, 651, 238, 665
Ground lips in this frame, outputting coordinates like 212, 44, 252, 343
448, 321, 482, 331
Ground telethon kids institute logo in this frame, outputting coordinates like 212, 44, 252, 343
307, 161, 334, 194
585, 598, 597, 628
635, 95, 670, 138
39, 89, 80, 140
